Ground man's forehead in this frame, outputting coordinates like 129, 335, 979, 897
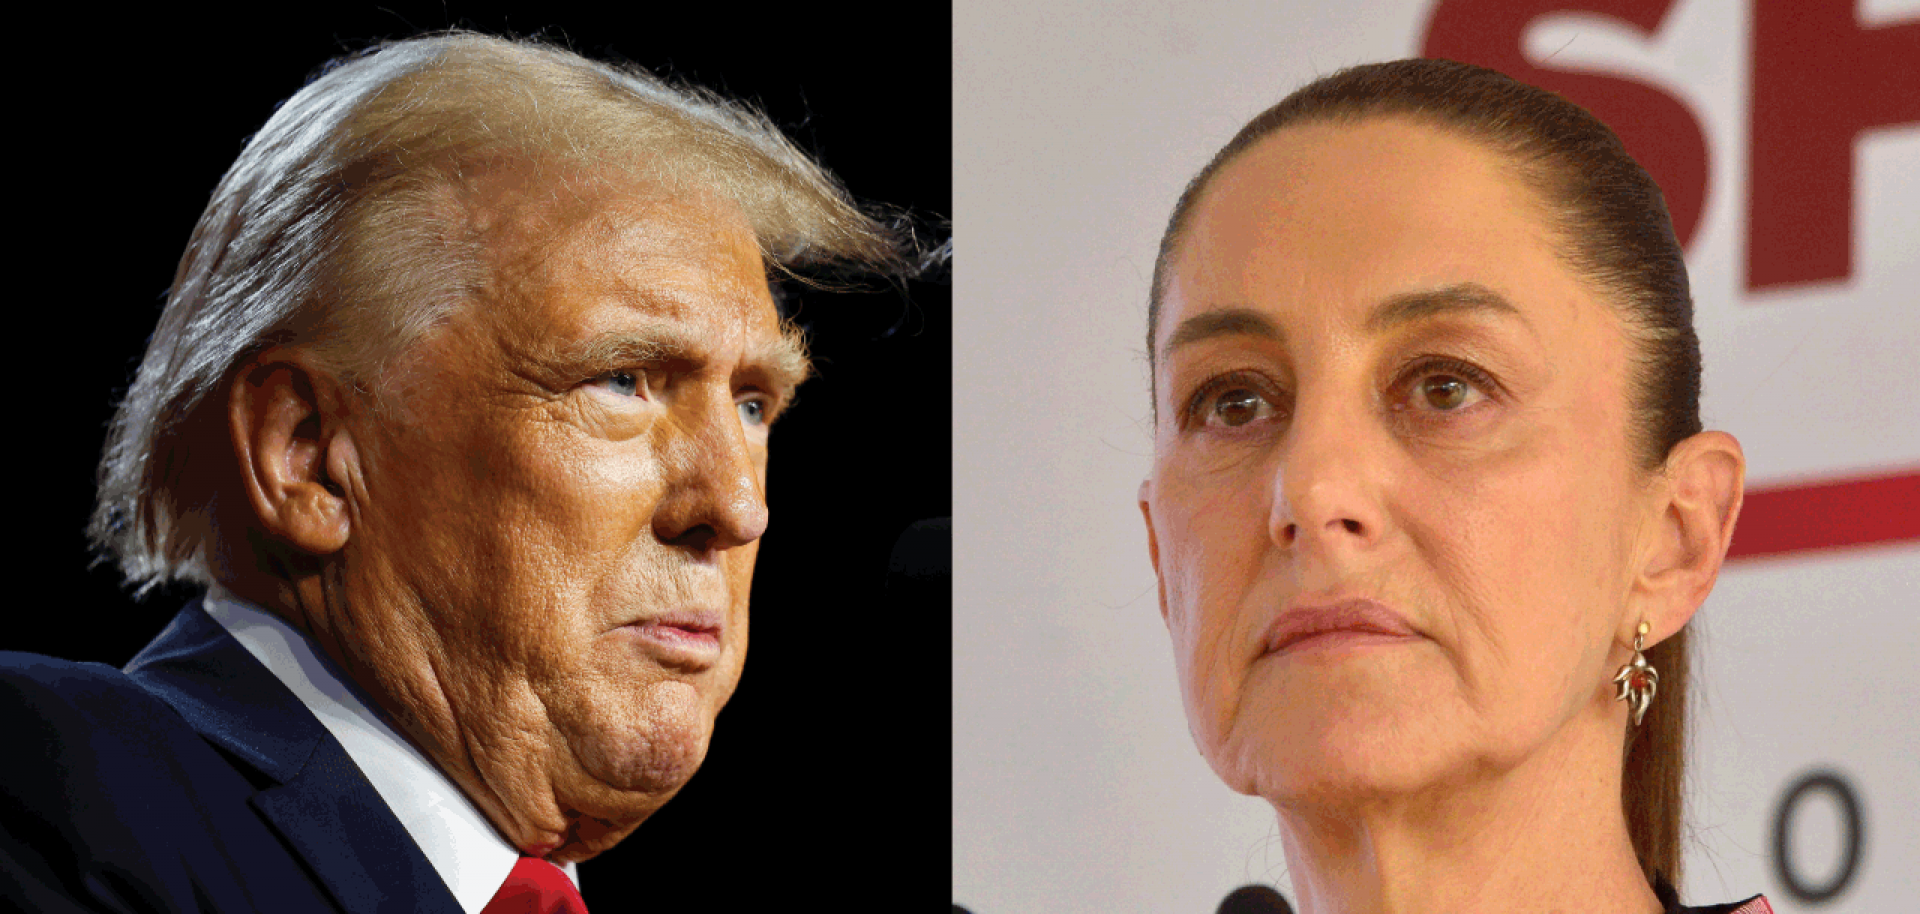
497, 180, 774, 314
461, 160, 755, 274
500, 177, 758, 271
454, 176, 805, 381
572, 243, 787, 348
533, 263, 798, 368
590, 282, 796, 354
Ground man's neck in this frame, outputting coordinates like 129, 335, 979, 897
1272, 705, 1663, 914
216, 570, 626, 863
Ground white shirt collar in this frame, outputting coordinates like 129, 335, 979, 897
201, 586, 580, 913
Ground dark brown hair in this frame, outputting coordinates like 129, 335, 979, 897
1148, 58, 1701, 888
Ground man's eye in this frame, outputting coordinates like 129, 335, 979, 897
590, 371, 646, 398
738, 398, 769, 427
1206, 387, 1276, 427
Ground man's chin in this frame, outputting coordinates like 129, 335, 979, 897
560, 688, 715, 796
589, 729, 709, 795
533, 729, 707, 863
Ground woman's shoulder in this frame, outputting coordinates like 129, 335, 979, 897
1673, 898, 1773, 914
1653, 875, 1773, 914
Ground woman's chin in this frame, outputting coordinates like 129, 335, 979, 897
1216, 701, 1457, 806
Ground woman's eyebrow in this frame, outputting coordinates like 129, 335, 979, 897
1364, 282, 1528, 334
1162, 307, 1282, 360
1162, 283, 1533, 361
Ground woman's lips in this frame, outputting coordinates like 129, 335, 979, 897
1264, 598, 1419, 655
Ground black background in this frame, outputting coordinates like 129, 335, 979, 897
12, 3, 948, 908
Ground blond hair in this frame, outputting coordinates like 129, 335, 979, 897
92, 31, 907, 592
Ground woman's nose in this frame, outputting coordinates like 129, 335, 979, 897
1269, 395, 1386, 557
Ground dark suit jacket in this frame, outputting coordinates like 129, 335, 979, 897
0, 599, 463, 913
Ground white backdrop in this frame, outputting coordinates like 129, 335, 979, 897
953, 1, 1919, 911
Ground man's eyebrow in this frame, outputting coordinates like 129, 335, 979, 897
750, 323, 812, 394
1364, 282, 1526, 334
565, 325, 684, 370
562, 321, 812, 394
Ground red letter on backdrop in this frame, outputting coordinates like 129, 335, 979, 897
1749, 2, 1919, 291
1422, 0, 1709, 249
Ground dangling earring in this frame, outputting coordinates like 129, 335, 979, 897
1613, 620, 1658, 726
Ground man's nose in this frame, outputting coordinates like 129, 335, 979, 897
1269, 393, 1386, 556
653, 392, 769, 553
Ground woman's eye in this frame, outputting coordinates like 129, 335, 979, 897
1418, 375, 1475, 410
1207, 387, 1276, 427
1403, 362, 1493, 413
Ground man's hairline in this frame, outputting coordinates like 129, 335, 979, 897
346, 167, 815, 404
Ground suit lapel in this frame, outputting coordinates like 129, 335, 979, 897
250, 738, 463, 914
126, 600, 464, 914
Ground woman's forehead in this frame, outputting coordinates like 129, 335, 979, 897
1162, 118, 1589, 350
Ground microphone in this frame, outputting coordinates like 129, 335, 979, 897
1217, 884, 1293, 914
886, 516, 950, 613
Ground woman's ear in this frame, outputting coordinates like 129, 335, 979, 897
1140, 478, 1170, 627
228, 351, 358, 556
1629, 431, 1745, 643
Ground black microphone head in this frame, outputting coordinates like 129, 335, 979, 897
1217, 884, 1293, 914
887, 516, 950, 585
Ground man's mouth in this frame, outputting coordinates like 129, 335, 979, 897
622, 611, 723, 671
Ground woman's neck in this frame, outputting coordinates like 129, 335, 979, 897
1272, 707, 1664, 914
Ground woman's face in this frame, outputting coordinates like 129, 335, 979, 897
1142, 118, 1662, 805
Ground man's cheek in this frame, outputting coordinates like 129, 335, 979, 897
726, 544, 761, 587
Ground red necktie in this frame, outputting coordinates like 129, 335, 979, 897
482, 856, 588, 914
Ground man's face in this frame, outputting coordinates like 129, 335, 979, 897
1141, 119, 1657, 808
335, 183, 803, 858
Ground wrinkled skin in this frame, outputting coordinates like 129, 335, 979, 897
228, 180, 805, 862
1139, 118, 1742, 912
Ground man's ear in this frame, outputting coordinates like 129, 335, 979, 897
228, 352, 358, 556
1139, 478, 1170, 627
1629, 430, 1745, 643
